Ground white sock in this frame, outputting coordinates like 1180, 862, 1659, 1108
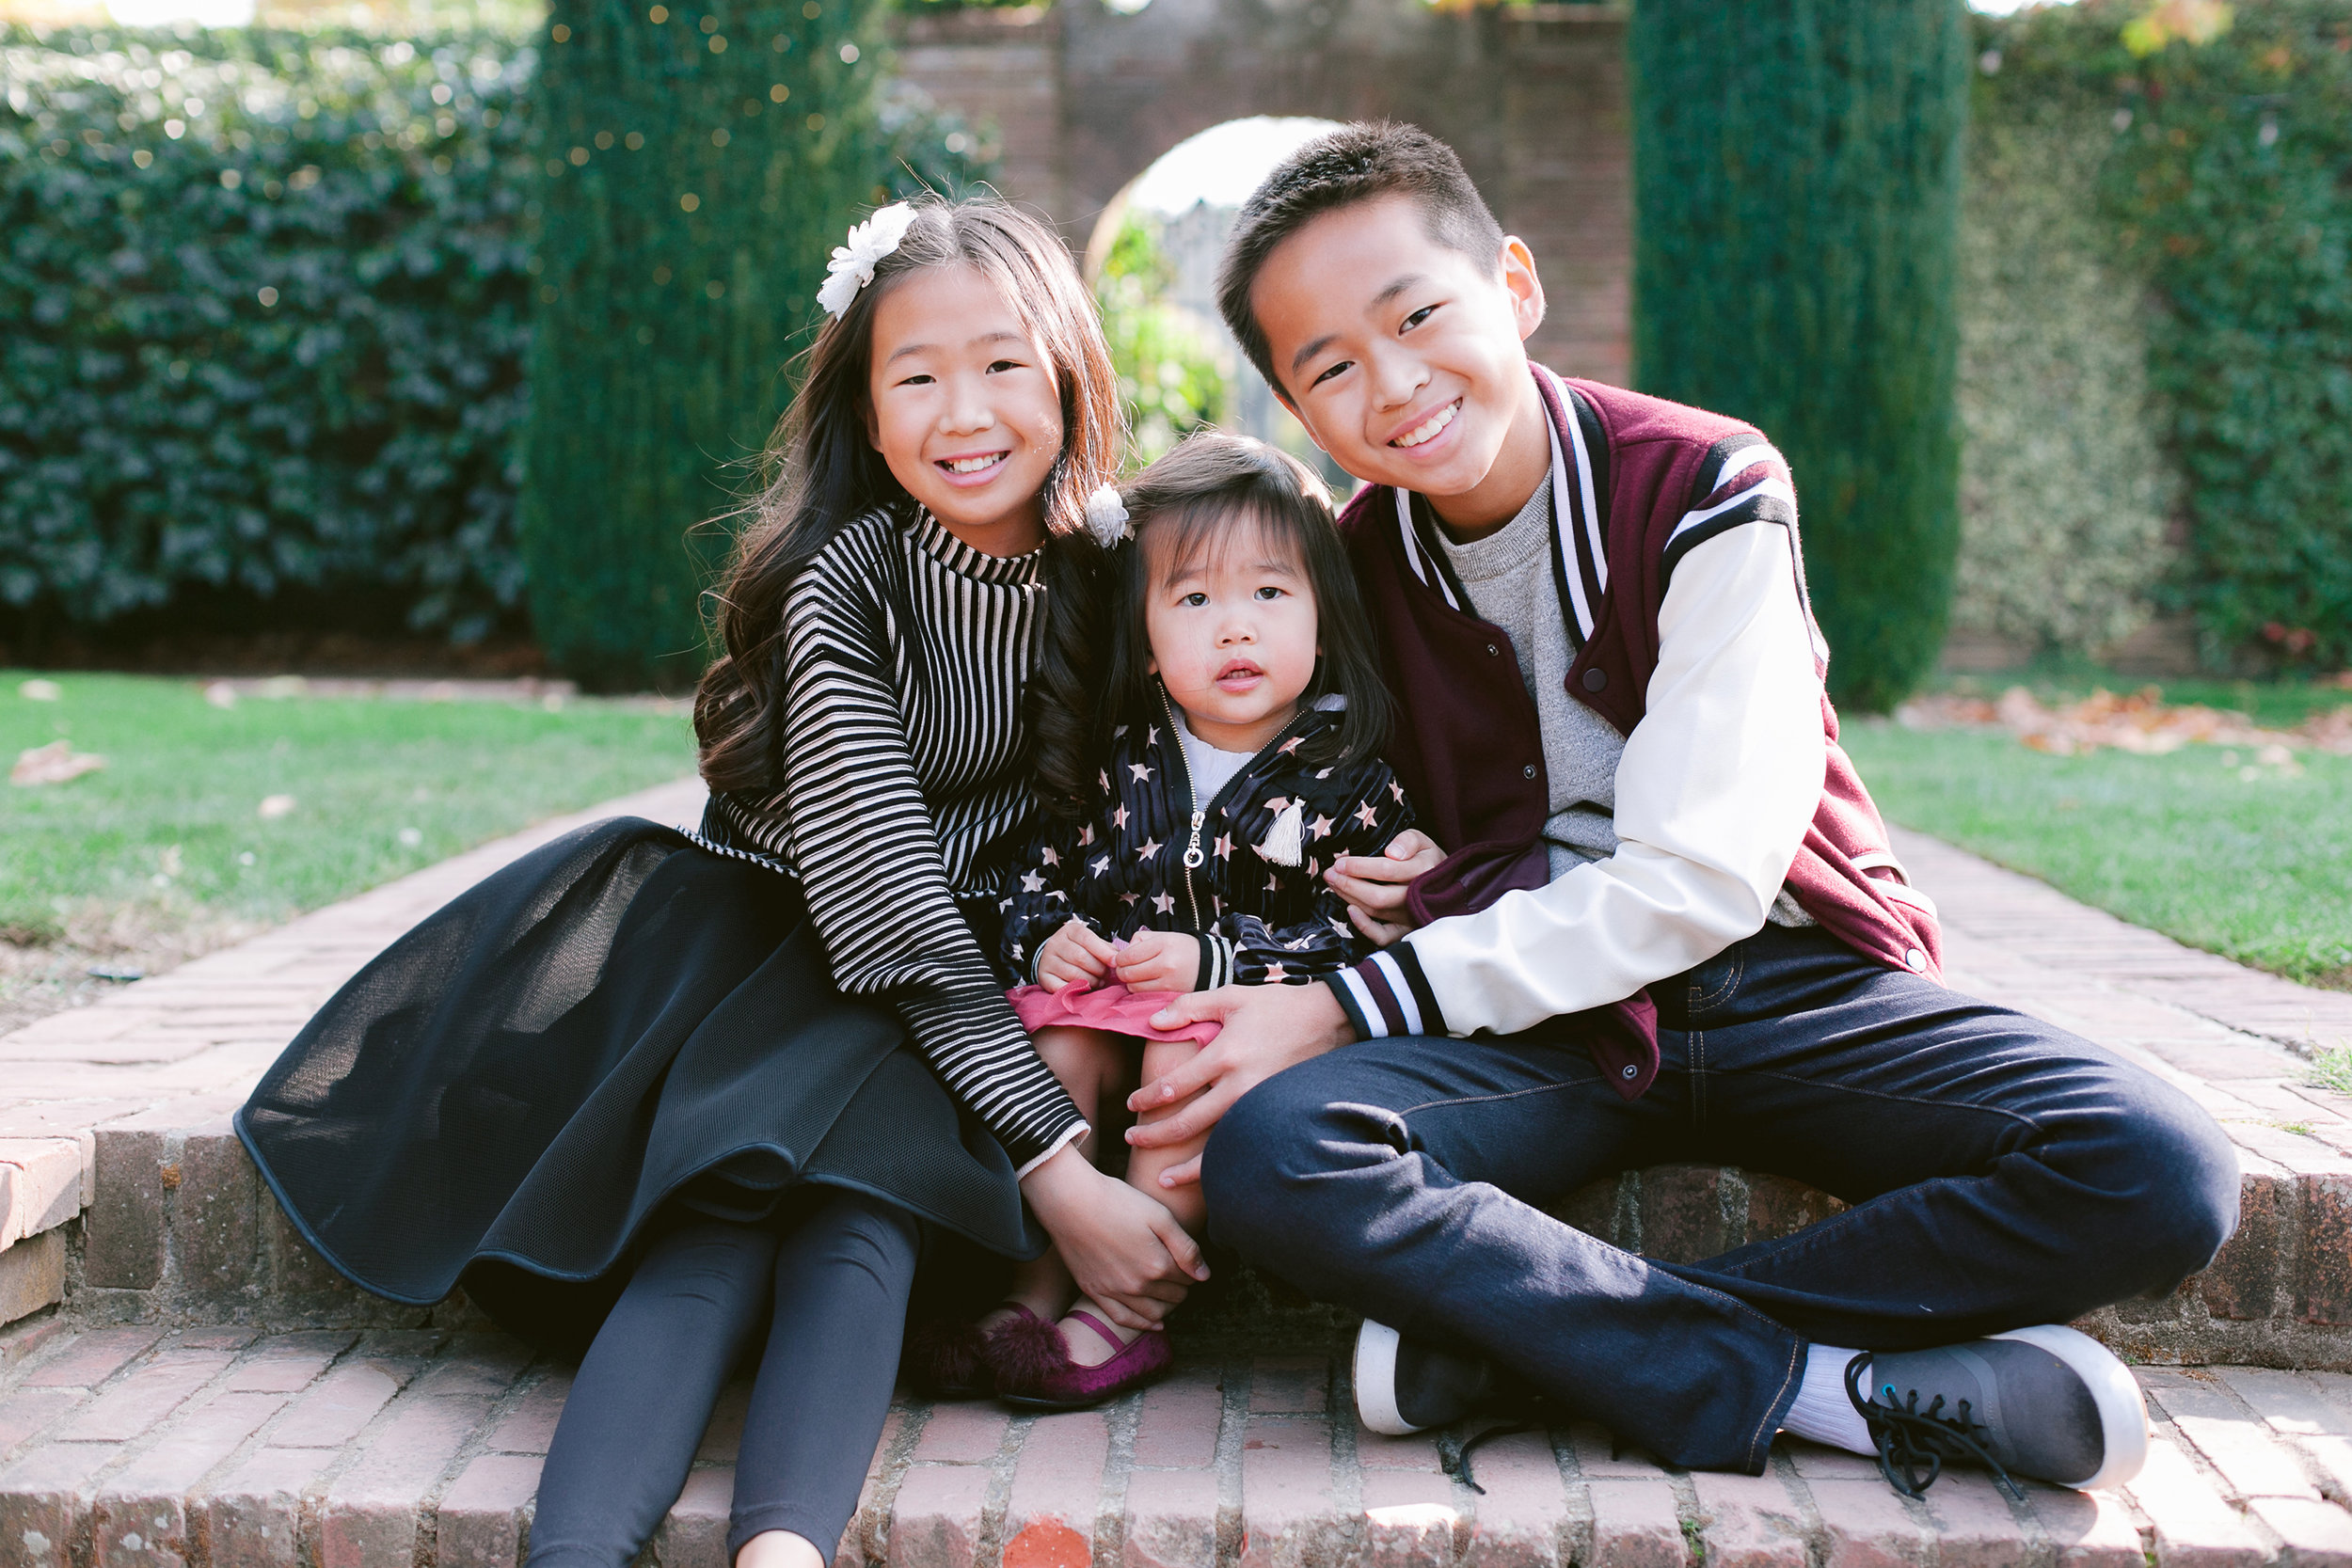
1779, 1344, 1876, 1455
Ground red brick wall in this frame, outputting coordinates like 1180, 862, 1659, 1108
885, 0, 1632, 387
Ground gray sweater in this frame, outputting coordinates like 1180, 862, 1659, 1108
1436, 471, 1812, 926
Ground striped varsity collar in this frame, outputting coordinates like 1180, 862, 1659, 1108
1329, 942, 1448, 1041
903, 504, 1045, 586
1389, 367, 1613, 654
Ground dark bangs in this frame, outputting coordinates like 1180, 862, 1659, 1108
1104, 436, 1393, 772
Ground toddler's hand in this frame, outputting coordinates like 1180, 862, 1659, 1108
1115, 930, 1200, 993
1037, 918, 1118, 993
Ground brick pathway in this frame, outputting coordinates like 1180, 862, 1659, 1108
8, 1323, 2352, 1567
5, 789, 2352, 1563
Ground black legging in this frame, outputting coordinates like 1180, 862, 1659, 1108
525, 1191, 918, 1566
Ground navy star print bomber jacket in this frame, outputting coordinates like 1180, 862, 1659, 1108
999, 693, 1418, 992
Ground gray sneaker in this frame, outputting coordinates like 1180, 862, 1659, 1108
1352, 1319, 1501, 1435
1851, 1323, 2149, 1496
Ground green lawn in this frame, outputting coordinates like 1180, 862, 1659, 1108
1842, 720, 2352, 990
2, 672, 697, 945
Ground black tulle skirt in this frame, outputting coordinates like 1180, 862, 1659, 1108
236, 817, 1041, 1351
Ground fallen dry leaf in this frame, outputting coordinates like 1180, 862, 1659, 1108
11, 739, 105, 785
1898, 686, 2352, 757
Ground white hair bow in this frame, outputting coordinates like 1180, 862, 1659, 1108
817, 201, 919, 318
1085, 485, 1132, 548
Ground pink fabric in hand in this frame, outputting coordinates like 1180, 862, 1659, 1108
1008, 980, 1222, 1045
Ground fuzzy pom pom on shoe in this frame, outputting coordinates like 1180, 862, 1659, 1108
991, 1307, 1172, 1412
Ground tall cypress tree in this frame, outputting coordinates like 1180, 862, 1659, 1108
521, 0, 882, 690
1629, 2, 1967, 712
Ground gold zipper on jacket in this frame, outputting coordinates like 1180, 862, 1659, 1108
1156, 684, 1327, 936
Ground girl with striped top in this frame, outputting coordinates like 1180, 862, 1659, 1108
239, 198, 1202, 1568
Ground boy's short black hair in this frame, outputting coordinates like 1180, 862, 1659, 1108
1216, 122, 1507, 397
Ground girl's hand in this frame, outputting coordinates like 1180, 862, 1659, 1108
1114, 930, 1200, 993
1020, 1145, 1208, 1330
1324, 829, 1446, 937
1037, 918, 1119, 993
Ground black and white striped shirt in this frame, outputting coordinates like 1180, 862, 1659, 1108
703, 504, 1085, 1169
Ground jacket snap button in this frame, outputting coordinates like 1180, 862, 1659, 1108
1486, 642, 1500, 657
1904, 947, 1928, 972
1522, 764, 1537, 779
1621, 1064, 1638, 1079
1582, 668, 1608, 692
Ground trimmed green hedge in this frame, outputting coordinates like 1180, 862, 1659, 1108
0, 23, 985, 655
1973, 0, 2352, 674
1630, 0, 1969, 713
520, 0, 882, 692
1, 28, 537, 641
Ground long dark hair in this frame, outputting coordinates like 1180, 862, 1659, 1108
694, 197, 1123, 794
1032, 434, 1393, 816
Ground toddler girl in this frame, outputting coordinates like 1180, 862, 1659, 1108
986, 433, 1418, 1407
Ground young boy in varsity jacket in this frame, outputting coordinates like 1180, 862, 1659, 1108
1122, 124, 2237, 1497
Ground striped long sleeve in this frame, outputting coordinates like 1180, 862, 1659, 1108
716, 510, 1087, 1170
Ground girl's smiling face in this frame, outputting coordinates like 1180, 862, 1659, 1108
1144, 516, 1321, 754
866, 262, 1065, 557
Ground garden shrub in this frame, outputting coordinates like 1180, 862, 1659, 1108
1093, 209, 1225, 467
518, 0, 885, 692
1955, 71, 2176, 656
1976, 0, 2352, 674
0, 26, 537, 642
0, 22, 987, 665
1629, 0, 1969, 713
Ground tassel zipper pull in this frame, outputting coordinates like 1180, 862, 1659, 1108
1258, 800, 1304, 866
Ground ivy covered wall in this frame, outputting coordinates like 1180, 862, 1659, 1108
1954, 66, 2175, 657
1962, 0, 2352, 674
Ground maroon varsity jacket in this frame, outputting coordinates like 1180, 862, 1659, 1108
1327, 368, 1946, 1098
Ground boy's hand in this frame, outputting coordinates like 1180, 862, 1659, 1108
1037, 918, 1118, 993
1325, 829, 1445, 935
1115, 930, 1200, 993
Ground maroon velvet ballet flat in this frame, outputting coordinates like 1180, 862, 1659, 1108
991, 1307, 1173, 1412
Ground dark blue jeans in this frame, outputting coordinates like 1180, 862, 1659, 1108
1200, 923, 2239, 1474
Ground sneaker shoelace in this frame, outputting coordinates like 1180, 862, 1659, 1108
1438, 1418, 1537, 1495
1844, 1352, 2024, 1502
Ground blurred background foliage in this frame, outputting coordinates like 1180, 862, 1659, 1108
0, 28, 537, 642
1633, 0, 1969, 714
0, 14, 987, 675
1092, 207, 1224, 467
7, 0, 2352, 689
1961, 0, 2352, 677
517, 0, 882, 692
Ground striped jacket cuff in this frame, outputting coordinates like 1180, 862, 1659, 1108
1194, 934, 1235, 992
1329, 945, 1448, 1040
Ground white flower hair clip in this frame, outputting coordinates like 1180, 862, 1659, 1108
817, 201, 919, 319
1084, 484, 1132, 548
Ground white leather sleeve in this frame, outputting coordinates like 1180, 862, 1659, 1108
1399, 523, 1827, 1036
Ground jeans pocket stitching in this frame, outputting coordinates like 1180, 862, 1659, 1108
1691, 945, 1744, 1014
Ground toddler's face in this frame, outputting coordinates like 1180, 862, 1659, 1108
1144, 519, 1320, 755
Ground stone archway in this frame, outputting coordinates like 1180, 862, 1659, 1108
889, 0, 1632, 385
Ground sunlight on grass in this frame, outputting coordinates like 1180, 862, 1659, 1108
2, 672, 697, 942
1842, 720, 2352, 990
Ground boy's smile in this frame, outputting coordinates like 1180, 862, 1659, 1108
1249, 196, 1552, 539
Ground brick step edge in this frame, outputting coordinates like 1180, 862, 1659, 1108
14, 1326, 2352, 1568
31, 1117, 2352, 1370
